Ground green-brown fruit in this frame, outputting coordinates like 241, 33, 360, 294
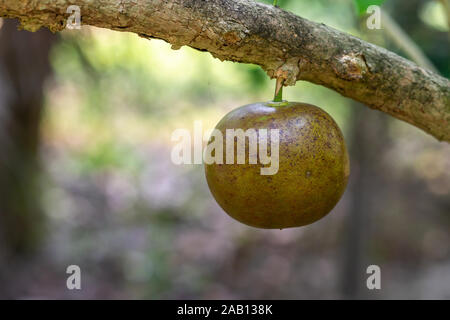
204, 102, 350, 229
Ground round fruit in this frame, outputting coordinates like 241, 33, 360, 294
204, 101, 349, 229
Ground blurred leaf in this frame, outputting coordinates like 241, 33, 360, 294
245, 65, 268, 92
353, 0, 386, 15
419, 0, 449, 32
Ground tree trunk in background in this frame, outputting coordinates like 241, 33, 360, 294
0, 19, 56, 275
341, 105, 369, 299
341, 104, 389, 299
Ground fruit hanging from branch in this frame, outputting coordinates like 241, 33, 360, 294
204, 78, 350, 229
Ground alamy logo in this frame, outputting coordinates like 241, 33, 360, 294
366, 5, 381, 30
66, 265, 81, 290
66, 5, 81, 30
171, 121, 280, 175
366, 265, 381, 290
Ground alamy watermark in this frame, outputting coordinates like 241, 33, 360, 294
366, 264, 381, 290
66, 5, 81, 30
366, 5, 381, 30
66, 265, 81, 290
171, 121, 280, 175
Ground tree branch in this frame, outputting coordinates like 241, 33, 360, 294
1, 0, 449, 142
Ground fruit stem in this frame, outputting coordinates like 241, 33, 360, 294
273, 77, 284, 102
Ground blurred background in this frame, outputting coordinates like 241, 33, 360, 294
0, 0, 449, 299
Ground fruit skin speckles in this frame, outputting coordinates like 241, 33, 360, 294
204, 102, 350, 229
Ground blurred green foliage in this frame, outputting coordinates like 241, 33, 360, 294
353, 0, 387, 15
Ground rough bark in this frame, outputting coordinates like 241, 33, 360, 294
1, 0, 449, 142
